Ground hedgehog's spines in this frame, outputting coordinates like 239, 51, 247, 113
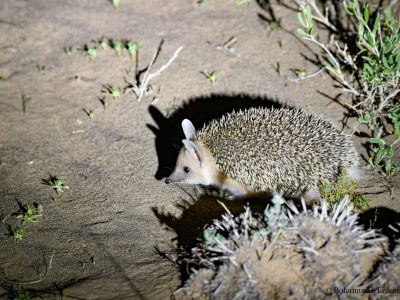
194, 107, 359, 197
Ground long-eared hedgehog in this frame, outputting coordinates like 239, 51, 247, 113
165, 107, 359, 199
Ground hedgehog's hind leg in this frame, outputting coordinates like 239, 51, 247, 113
348, 165, 364, 180
301, 188, 321, 203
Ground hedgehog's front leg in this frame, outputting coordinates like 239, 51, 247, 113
220, 176, 252, 199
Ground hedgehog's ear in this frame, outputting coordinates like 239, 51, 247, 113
182, 119, 196, 140
182, 139, 204, 166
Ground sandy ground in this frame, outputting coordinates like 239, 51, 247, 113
0, 0, 399, 299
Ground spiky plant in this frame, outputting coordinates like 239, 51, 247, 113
174, 195, 390, 300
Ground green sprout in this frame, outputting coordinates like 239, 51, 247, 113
82, 108, 94, 120
0, 74, 6, 80
195, 0, 205, 6
98, 37, 109, 50
11, 288, 32, 300
16, 203, 43, 225
235, 0, 251, 7
126, 41, 140, 59
266, 21, 281, 35
202, 71, 218, 83
10, 227, 26, 242
352, 195, 370, 211
368, 136, 399, 177
64, 46, 75, 55
36, 64, 47, 74
297, 5, 315, 38
294, 69, 307, 79
111, 39, 123, 56
103, 84, 123, 100
112, 0, 121, 9
42, 175, 69, 195
84, 45, 97, 61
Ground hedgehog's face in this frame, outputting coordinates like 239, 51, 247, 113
165, 139, 212, 186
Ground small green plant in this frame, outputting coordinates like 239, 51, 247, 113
296, 1, 400, 177
98, 37, 109, 50
126, 41, 140, 60
202, 71, 218, 83
352, 195, 370, 211
36, 64, 47, 74
111, 39, 123, 56
16, 203, 43, 225
0, 74, 6, 80
10, 288, 32, 300
42, 175, 69, 195
82, 108, 94, 120
235, 0, 251, 7
111, 0, 121, 9
368, 136, 399, 177
9, 227, 26, 242
102, 84, 123, 100
64, 46, 75, 55
84, 45, 97, 61
319, 170, 369, 211
266, 21, 281, 35
294, 68, 307, 79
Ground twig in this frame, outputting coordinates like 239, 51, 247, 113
216, 36, 238, 55
287, 67, 325, 83
20, 250, 55, 284
306, 0, 337, 32
131, 40, 183, 102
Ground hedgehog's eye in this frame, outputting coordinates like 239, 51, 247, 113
183, 166, 191, 173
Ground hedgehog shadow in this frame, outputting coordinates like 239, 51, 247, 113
147, 93, 287, 180
152, 191, 272, 282
358, 206, 400, 252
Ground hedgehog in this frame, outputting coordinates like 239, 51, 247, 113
165, 107, 360, 199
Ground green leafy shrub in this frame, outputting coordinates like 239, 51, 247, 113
296, 0, 400, 177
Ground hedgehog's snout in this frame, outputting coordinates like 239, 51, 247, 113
165, 178, 171, 184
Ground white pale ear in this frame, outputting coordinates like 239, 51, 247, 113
182, 139, 204, 166
182, 119, 196, 140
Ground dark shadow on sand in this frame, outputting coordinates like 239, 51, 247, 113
152, 190, 273, 282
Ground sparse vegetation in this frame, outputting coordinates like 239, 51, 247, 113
8, 286, 32, 300
83, 108, 94, 120
126, 40, 183, 101
84, 44, 97, 61
64, 46, 75, 55
98, 37, 109, 50
126, 41, 140, 60
201, 71, 218, 83
102, 84, 123, 100
36, 64, 47, 74
111, 0, 121, 9
16, 203, 43, 225
294, 68, 306, 79
296, 1, 400, 177
111, 39, 124, 56
42, 175, 69, 195
71, 37, 141, 61
235, 0, 251, 7
319, 169, 370, 211
8, 226, 26, 242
